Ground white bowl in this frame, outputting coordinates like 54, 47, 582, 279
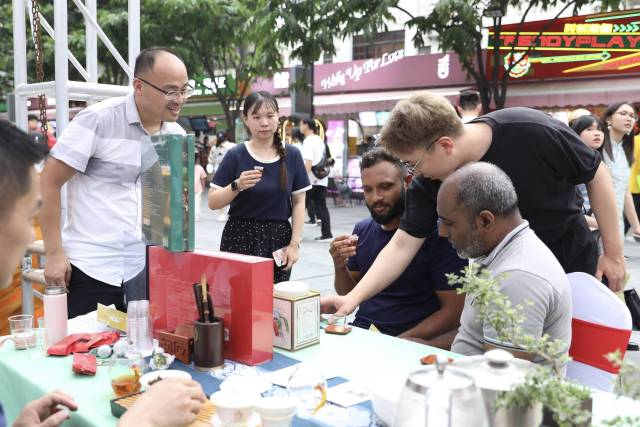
258, 414, 295, 427
210, 391, 258, 427
219, 376, 272, 395
139, 370, 191, 389
256, 396, 297, 419
273, 281, 309, 299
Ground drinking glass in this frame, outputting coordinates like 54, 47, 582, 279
8, 314, 35, 350
31, 317, 47, 358
108, 350, 146, 397
287, 364, 327, 417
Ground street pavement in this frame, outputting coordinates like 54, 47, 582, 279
194, 195, 640, 361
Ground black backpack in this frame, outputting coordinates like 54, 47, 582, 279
311, 141, 333, 179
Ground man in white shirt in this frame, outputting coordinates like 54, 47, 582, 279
40, 46, 192, 317
301, 117, 333, 241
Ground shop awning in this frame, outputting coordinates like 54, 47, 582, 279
277, 87, 468, 116
503, 77, 640, 109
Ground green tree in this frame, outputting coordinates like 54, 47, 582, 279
406, 0, 623, 111
268, 0, 396, 114
143, 0, 283, 140
0, 0, 132, 107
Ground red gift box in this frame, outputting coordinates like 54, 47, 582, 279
72, 353, 97, 376
149, 247, 274, 365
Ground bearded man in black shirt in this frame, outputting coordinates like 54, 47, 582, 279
321, 92, 624, 317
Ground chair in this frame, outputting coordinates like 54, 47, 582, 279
566, 272, 632, 392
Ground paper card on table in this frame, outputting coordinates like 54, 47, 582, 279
327, 381, 371, 407
266, 364, 340, 387
97, 304, 127, 332
368, 323, 380, 333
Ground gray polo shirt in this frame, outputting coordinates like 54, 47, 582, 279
51, 92, 185, 286
451, 221, 572, 365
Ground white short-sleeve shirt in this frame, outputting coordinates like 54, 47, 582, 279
302, 134, 328, 187
50, 92, 185, 287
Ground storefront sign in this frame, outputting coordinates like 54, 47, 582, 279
319, 49, 405, 90
253, 51, 471, 95
487, 9, 640, 80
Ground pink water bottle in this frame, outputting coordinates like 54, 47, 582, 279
44, 286, 68, 346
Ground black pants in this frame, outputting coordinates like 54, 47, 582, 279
306, 195, 318, 222
67, 264, 147, 318
220, 217, 292, 283
307, 185, 332, 237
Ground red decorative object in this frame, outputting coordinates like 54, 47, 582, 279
158, 323, 194, 364
149, 247, 274, 365
569, 318, 632, 373
72, 353, 97, 376
48, 331, 121, 356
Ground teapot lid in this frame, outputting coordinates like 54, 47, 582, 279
451, 349, 535, 392
407, 355, 474, 394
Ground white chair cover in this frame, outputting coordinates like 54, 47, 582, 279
566, 272, 632, 392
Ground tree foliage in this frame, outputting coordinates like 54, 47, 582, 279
406, 0, 624, 111
142, 0, 285, 139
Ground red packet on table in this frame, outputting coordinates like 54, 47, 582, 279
72, 353, 97, 376
72, 331, 120, 353
48, 334, 87, 356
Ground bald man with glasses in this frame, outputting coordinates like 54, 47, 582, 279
40, 46, 192, 317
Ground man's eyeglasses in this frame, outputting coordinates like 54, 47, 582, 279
137, 77, 194, 102
401, 136, 441, 176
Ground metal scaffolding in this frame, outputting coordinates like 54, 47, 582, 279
12, 0, 140, 134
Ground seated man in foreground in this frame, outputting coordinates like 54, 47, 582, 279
436, 162, 571, 363
0, 120, 205, 427
329, 148, 466, 341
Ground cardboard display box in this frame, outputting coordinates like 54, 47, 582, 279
273, 291, 320, 351
142, 134, 195, 252
149, 246, 274, 365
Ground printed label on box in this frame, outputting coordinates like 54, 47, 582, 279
273, 299, 292, 349
295, 297, 319, 347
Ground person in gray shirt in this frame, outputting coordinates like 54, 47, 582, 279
436, 162, 572, 364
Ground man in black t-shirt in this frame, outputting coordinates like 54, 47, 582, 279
321, 92, 624, 317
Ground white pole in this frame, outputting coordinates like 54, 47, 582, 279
29, 5, 90, 81
71, 0, 132, 80
128, 0, 140, 83
13, 0, 28, 130
54, 0, 69, 134
85, 0, 98, 84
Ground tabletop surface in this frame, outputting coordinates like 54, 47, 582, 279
1, 327, 640, 426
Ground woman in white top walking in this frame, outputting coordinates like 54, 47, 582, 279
600, 102, 640, 242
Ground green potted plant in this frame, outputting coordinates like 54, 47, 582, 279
446, 264, 592, 427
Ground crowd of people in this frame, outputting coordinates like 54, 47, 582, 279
0, 42, 639, 426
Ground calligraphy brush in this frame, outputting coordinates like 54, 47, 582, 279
193, 283, 205, 323
201, 274, 210, 323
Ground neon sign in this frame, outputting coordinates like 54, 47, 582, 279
487, 9, 640, 80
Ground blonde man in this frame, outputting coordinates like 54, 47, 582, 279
322, 92, 624, 317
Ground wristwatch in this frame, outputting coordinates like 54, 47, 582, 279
231, 180, 240, 192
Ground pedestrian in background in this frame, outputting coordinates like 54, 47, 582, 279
301, 117, 333, 241
571, 115, 606, 231
208, 91, 310, 283
208, 130, 235, 221
600, 102, 640, 242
